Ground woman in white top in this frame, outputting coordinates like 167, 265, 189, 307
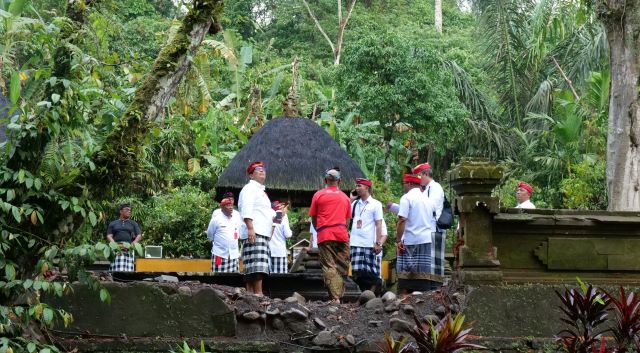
269, 200, 292, 273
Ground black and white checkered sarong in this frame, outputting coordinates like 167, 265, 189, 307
350, 246, 381, 276
270, 257, 288, 273
211, 255, 240, 273
110, 251, 135, 272
242, 234, 270, 275
431, 231, 446, 278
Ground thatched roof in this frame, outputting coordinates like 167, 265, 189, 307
215, 117, 365, 206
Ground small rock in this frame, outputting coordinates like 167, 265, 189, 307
177, 286, 192, 295
313, 318, 327, 329
374, 308, 382, 314
154, 275, 179, 283
273, 298, 282, 303
358, 290, 376, 305
434, 305, 447, 317
328, 306, 339, 314
233, 287, 244, 298
282, 307, 308, 321
242, 311, 261, 320
266, 307, 280, 316
285, 296, 299, 304
292, 292, 306, 305
402, 305, 415, 314
313, 330, 338, 347
346, 334, 356, 346
390, 311, 399, 316
389, 318, 414, 334
365, 297, 384, 309
213, 289, 226, 300
453, 293, 466, 305
449, 304, 461, 313
411, 291, 423, 296
271, 317, 285, 330
384, 301, 400, 313
381, 291, 396, 302
368, 320, 383, 327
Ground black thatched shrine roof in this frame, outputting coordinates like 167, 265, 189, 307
215, 117, 365, 206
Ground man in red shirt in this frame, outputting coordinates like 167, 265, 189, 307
309, 167, 352, 303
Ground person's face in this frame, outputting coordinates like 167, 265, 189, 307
355, 183, 369, 197
222, 202, 234, 215
120, 207, 131, 219
402, 182, 412, 193
250, 166, 266, 184
515, 187, 530, 203
419, 171, 430, 185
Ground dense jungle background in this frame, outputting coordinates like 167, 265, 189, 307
0, 0, 622, 349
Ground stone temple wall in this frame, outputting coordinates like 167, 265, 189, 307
451, 158, 640, 285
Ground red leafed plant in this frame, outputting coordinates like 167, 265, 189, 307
406, 313, 485, 353
556, 284, 610, 353
602, 287, 640, 353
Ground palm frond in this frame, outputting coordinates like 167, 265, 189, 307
526, 78, 554, 114
476, 0, 535, 129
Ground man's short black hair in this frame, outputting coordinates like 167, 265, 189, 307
119, 203, 131, 210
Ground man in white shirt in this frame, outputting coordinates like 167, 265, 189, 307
349, 178, 386, 293
238, 161, 274, 296
269, 200, 292, 273
206, 192, 243, 273
515, 182, 536, 209
413, 162, 446, 286
396, 174, 437, 296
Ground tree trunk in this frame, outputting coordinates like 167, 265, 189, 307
598, 0, 640, 211
383, 139, 392, 185
435, 0, 442, 34
90, 0, 223, 193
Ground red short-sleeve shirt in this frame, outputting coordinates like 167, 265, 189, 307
309, 186, 352, 243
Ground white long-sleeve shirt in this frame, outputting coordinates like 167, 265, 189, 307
269, 214, 292, 257
238, 179, 274, 237
516, 200, 536, 209
206, 209, 243, 259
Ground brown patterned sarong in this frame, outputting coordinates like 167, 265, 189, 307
319, 241, 350, 300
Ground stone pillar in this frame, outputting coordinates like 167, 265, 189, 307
450, 158, 503, 284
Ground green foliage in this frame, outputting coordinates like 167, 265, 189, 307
559, 159, 606, 210
142, 186, 214, 258
335, 29, 468, 183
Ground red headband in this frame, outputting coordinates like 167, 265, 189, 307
402, 174, 422, 184
355, 178, 372, 187
247, 161, 265, 174
220, 197, 234, 206
517, 182, 534, 194
412, 163, 432, 174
